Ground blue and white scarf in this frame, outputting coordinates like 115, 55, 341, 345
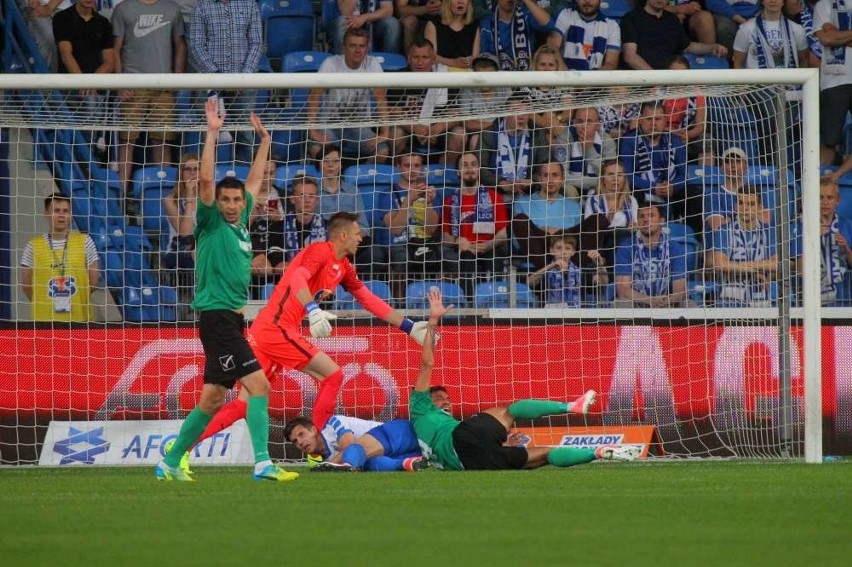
482, 3, 532, 71
448, 187, 495, 239
496, 118, 531, 182
798, 0, 823, 58
567, 125, 602, 176
597, 103, 640, 137
826, 0, 852, 72
631, 231, 672, 297
544, 264, 582, 307
753, 16, 798, 69
587, 192, 634, 227
283, 213, 327, 262
635, 133, 676, 198
719, 218, 772, 305
562, 13, 610, 71
821, 215, 846, 296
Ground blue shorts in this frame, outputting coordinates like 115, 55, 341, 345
367, 420, 420, 457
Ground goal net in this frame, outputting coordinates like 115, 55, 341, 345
0, 68, 828, 466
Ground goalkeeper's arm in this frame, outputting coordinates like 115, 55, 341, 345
349, 285, 434, 345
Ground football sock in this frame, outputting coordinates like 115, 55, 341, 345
547, 447, 596, 467
194, 398, 247, 446
246, 395, 271, 464
363, 456, 406, 472
163, 406, 212, 468
340, 443, 368, 469
313, 369, 345, 429
508, 400, 569, 420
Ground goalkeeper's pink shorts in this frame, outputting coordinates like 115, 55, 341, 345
247, 323, 319, 379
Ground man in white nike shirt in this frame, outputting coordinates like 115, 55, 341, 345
112, 0, 186, 203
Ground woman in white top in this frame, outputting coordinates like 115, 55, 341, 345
584, 160, 639, 229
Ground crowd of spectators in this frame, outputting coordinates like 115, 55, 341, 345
15, 0, 852, 319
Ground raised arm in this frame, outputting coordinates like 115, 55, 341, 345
243, 113, 271, 199
199, 98, 224, 206
414, 288, 452, 392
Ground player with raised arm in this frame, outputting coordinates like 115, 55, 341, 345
156, 99, 299, 482
410, 289, 641, 471
284, 415, 426, 472
179, 212, 435, 466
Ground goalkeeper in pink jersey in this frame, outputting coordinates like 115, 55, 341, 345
178, 211, 432, 470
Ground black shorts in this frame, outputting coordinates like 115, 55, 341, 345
198, 310, 261, 388
451, 413, 528, 471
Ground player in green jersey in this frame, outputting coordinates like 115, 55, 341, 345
410, 288, 642, 470
157, 98, 298, 482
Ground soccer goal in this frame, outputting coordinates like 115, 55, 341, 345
0, 67, 828, 466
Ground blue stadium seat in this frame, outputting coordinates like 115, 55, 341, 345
276, 162, 322, 192
321, 0, 340, 50
334, 280, 392, 309
373, 52, 407, 71
140, 186, 173, 235
260, 0, 315, 69
685, 164, 723, 188
600, 0, 632, 18
131, 166, 177, 200
424, 164, 460, 189
283, 50, 330, 73
405, 281, 467, 310
271, 129, 306, 163
215, 164, 251, 182
122, 285, 178, 322
838, 186, 852, 221
89, 165, 124, 220
684, 53, 729, 69
102, 249, 125, 289
260, 283, 277, 301
666, 222, 701, 273
474, 281, 537, 308
343, 164, 400, 214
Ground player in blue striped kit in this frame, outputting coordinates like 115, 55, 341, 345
283, 415, 426, 472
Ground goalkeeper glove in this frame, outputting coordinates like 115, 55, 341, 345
400, 319, 439, 346
306, 301, 336, 338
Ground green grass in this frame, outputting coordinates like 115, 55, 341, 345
1, 462, 850, 567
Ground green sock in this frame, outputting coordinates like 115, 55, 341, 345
246, 395, 271, 464
508, 399, 569, 420
547, 447, 596, 468
164, 407, 212, 468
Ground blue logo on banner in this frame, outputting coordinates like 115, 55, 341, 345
53, 427, 111, 465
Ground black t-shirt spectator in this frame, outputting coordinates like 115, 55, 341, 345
620, 9, 690, 70
52, 6, 113, 74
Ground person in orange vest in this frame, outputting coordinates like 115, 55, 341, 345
20, 193, 99, 321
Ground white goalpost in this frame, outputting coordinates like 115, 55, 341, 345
0, 68, 825, 465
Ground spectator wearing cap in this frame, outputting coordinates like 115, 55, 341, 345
423, 0, 480, 71
621, 0, 728, 70
458, 53, 513, 149
704, 146, 770, 231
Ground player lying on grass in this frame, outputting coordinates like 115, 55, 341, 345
284, 415, 427, 472
412, 288, 642, 470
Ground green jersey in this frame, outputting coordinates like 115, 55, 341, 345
409, 390, 463, 470
191, 193, 254, 312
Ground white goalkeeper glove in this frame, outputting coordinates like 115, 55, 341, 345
306, 301, 336, 338
400, 319, 439, 346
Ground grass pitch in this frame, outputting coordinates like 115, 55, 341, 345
1, 461, 850, 567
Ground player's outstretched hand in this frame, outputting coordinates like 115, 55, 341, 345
427, 287, 453, 321
307, 301, 337, 338
250, 112, 270, 143
205, 97, 225, 131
